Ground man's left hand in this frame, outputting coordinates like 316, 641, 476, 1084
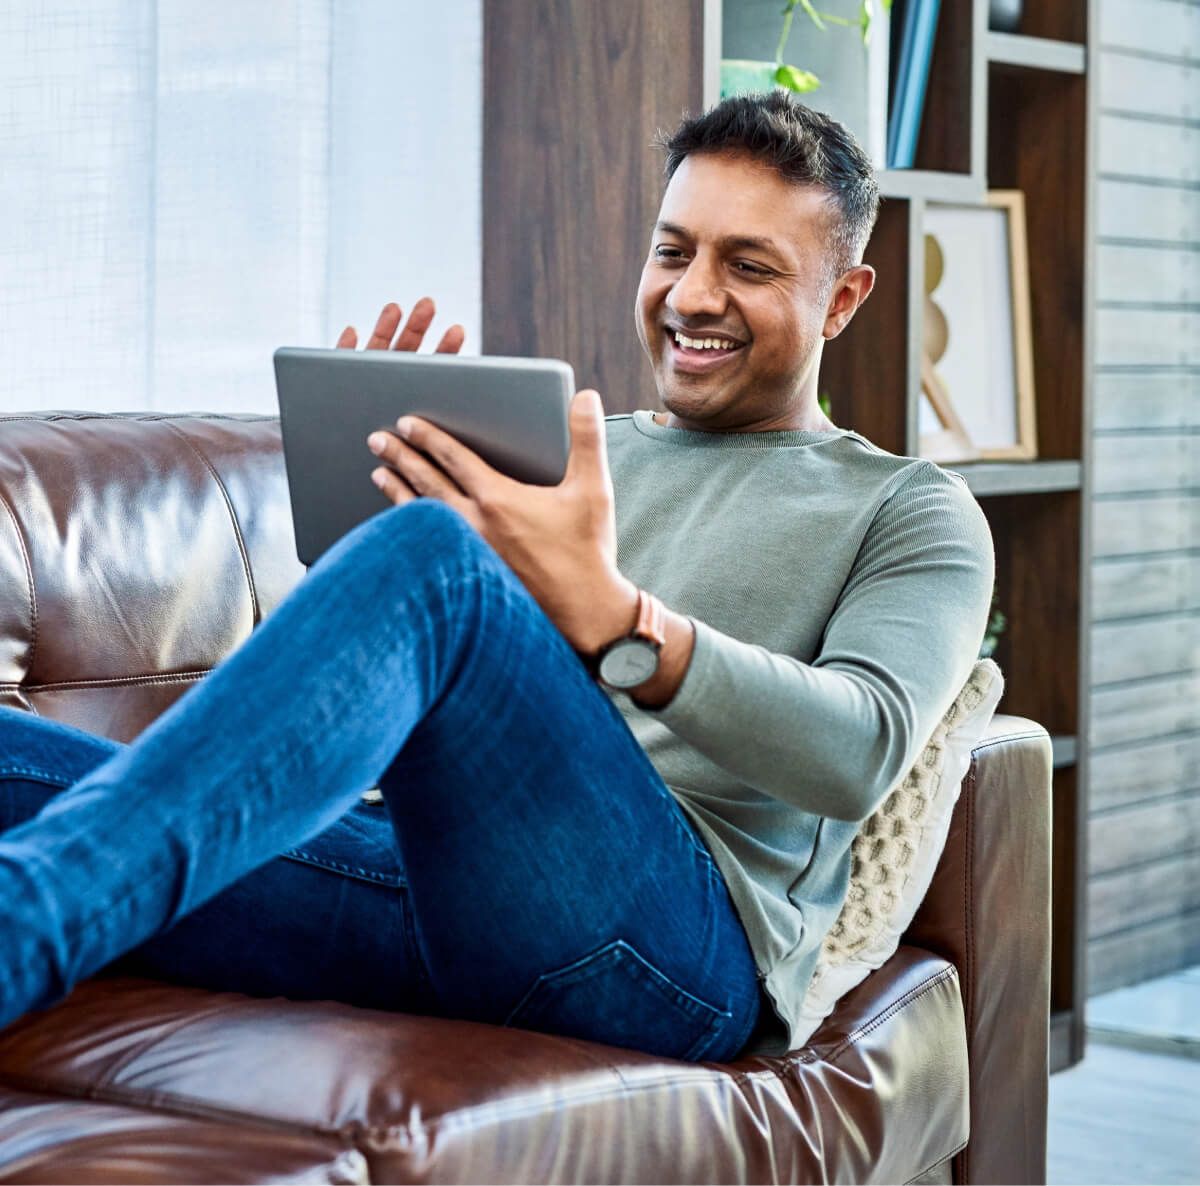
367, 390, 639, 657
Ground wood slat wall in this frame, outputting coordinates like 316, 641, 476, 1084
1087, 0, 1200, 994
480, 0, 703, 413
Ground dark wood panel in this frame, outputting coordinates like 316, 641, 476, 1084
819, 198, 911, 453
984, 491, 1080, 735
988, 66, 1087, 460
1011, 0, 1086, 44
914, 0, 975, 175
1052, 766, 1082, 1017
481, 0, 703, 414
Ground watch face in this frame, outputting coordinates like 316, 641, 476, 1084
598, 638, 660, 689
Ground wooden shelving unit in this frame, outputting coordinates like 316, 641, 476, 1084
821, 0, 1094, 1072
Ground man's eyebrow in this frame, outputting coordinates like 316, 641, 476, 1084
654, 221, 788, 258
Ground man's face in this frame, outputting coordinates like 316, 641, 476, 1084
635, 151, 842, 432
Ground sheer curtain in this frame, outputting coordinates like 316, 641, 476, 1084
0, 1, 482, 414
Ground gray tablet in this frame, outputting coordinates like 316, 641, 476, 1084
274, 347, 574, 565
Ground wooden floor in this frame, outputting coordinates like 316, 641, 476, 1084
1048, 967, 1200, 1185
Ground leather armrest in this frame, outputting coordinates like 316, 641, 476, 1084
905, 713, 1052, 1185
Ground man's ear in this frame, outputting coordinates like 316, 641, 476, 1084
822, 265, 876, 340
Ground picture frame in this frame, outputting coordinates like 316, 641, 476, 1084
919, 190, 1038, 463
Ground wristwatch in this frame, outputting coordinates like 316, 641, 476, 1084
597, 589, 668, 690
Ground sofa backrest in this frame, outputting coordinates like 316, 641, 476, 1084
0, 413, 305, 741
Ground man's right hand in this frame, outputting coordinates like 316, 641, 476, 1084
336, 298, 465, 355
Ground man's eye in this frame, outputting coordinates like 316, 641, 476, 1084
654, 246, 685, 262
734, 261, 770, 277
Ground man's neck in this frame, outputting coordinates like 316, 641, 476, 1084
650, 410, 838, 433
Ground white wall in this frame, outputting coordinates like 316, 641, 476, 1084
0, 1, 482, 415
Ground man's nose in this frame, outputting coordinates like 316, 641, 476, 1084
668, 257, 727, 318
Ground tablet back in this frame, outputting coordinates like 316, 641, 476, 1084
274, 348, 574, 564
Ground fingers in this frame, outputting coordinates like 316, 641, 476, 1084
563, 390, 612, 488
350, 299, 459, 354
365, 303, 403, 350
435, 324, 467, 354
367, 427, 480, 513
369, 464, 418, 507
391, 297, 437, 352
389, 417, 500, 501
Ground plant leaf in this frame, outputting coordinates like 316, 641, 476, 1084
774, 63, 821, 92
860, 0, 873, 44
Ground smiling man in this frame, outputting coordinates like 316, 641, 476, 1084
0, 94, 992, 1060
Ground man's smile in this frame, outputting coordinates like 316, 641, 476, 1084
664, 325, 747, 374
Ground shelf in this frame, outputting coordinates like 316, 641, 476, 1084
949, 460, 1082, 497
878, 169, 983, 204
986, 32, 1086, 75
1051, 735, 1078, 769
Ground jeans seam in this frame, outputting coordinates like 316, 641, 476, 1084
280, 847, 405, 888
0, 766, 72, 788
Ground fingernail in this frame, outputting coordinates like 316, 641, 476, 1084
367, 432, 386, 454
371, 468, 387, 489
395, 417, 413, 438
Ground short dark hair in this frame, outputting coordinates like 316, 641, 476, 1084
656, 92, 880, 280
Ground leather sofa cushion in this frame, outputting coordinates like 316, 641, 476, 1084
0, 948, 967, 1184
0, 1085, 366, 1184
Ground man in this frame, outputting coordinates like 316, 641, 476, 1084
0, 93, 992, 1060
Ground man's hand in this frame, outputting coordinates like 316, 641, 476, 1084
367, 390, 640, 657
337, 298, 465, 355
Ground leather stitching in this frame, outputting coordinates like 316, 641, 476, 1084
821, 965, 959, 1064
163, 422, 261, 626
0, 487, 37, 684
973, 729, 1044, 754
904, 1141, 967, 1185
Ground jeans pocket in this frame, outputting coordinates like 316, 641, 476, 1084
505, 939, 729, 1061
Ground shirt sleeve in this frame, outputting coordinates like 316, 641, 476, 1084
644, 465, 995, 822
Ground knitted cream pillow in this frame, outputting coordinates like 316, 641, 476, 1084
794, 658, 1004, 1043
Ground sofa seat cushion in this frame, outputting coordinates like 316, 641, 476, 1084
0, 947, 967, 1184
0, 1085, 366, 1185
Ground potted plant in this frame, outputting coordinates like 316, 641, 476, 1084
721, 0, 893, 164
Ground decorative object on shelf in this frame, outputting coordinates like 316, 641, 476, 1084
920, 232, 979, 463
721, 1, 892, 166
920, 191, 1038, 462
987, 0, 1024, 33
886, 0, 942, 169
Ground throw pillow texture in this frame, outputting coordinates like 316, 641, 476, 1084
793, 658, 1004, 1043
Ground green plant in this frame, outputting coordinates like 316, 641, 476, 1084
772, 0, 892, 94
979, 587, 1007, 660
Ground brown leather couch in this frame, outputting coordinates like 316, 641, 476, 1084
0, 412, 1052, 1184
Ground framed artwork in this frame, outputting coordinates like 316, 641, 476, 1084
920, 191, 1038, 463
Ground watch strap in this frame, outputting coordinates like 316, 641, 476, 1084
632, 588, 668, 649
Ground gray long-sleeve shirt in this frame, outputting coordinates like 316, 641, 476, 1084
607, 411, 994, 1052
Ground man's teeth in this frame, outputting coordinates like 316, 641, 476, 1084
674, 331, 740, 351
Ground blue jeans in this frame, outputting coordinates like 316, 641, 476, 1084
0, 501, 759, 1061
